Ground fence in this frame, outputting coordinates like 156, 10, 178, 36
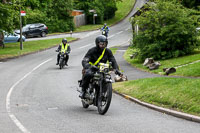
73, 14, 86, 28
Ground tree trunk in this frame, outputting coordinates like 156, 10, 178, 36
2, 0, 7, 4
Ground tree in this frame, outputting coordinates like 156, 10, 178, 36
131, 1, 199, 61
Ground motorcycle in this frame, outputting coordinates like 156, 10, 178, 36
78, 62, 113, 115
56, 50, 68, 69
101, 29, 108, 39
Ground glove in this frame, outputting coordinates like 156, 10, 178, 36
115, 69, 122, 76
55, 49, 59, 52
90, 65, 99, 71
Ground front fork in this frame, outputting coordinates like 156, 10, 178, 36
98, 74, 104, 100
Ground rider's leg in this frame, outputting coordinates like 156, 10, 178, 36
56, 54, 60, 65
79, 69, 94, 98
65, 54, 69, 66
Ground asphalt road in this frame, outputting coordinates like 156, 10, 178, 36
0, 0, 200, 133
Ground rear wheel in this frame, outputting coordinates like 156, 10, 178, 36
41, 32, 46, 37
97, 83, 112, 115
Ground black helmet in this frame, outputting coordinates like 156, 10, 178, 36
95, 35, 108, 48
62, 38, 67, 44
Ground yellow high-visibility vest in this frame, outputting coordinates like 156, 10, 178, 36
60, 43, 69, 53
89, 48, 106, 66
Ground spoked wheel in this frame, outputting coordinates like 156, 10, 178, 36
97, 83, 112, 115
81, 100, 89, 108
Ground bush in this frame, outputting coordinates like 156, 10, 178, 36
103, 1, 117, 20
25, 8, 48, 24
131, 1, 199, 61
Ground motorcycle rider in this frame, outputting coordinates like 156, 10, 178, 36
101, 23, 110, 38
56, 38, 71, 66
79, 35, 122, 99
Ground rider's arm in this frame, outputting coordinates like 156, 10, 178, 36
57, 44, 61, 51
82, 48, 93, 69
56, 44, 61, 52
67, 45, 71, 53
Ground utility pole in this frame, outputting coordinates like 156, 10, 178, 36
19, 6, 23, 50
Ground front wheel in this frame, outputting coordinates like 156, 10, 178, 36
97, 83, 112, 115
59, 58, 63, 69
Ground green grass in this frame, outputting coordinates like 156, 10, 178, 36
113, 77, 200, 116
124, 47, 200, 77
0, 37, 76, 60
110, 47, 118, 54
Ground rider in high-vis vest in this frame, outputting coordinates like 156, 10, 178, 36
56, 38, 71, 66
101, 23, 110, 38
79, 35, 122, 99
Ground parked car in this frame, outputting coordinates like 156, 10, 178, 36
3, 31, 26, 44
15, 23, 48, 38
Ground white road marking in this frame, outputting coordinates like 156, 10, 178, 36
125, 27, 130, 31
6, 58, 52, 133
80, 30, 99, 39
116, 31, 123, 34
107, 34, 115, 39
79, 43, 93, 49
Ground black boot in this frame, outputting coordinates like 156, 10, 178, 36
56, 62, 59, 65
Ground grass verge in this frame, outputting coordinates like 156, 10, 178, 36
124, 47, 200, 77
0, 37, 76, 60
113, 77, 200, 116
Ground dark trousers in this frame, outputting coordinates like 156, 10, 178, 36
57, 53, 69, 64
81, 68, 94, 91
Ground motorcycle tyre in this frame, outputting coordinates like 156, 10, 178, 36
97, 83, 112, 115
81, 100, 89, 108
59, 58, 63, 69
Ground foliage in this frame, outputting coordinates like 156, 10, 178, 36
150, 0, 200, 9
0, 0, 74, 33
24, 8, 47, 24
131, 1, 199, 61
0, 0, 123, 33
0, 1, 20, 32
73, 0, 119, 24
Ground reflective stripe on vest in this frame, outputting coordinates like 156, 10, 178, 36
89, 48, 106, 66
60, 43, 69, 53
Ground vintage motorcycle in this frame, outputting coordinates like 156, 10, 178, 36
78, 63, 113, 115
56, 50, 68, 69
